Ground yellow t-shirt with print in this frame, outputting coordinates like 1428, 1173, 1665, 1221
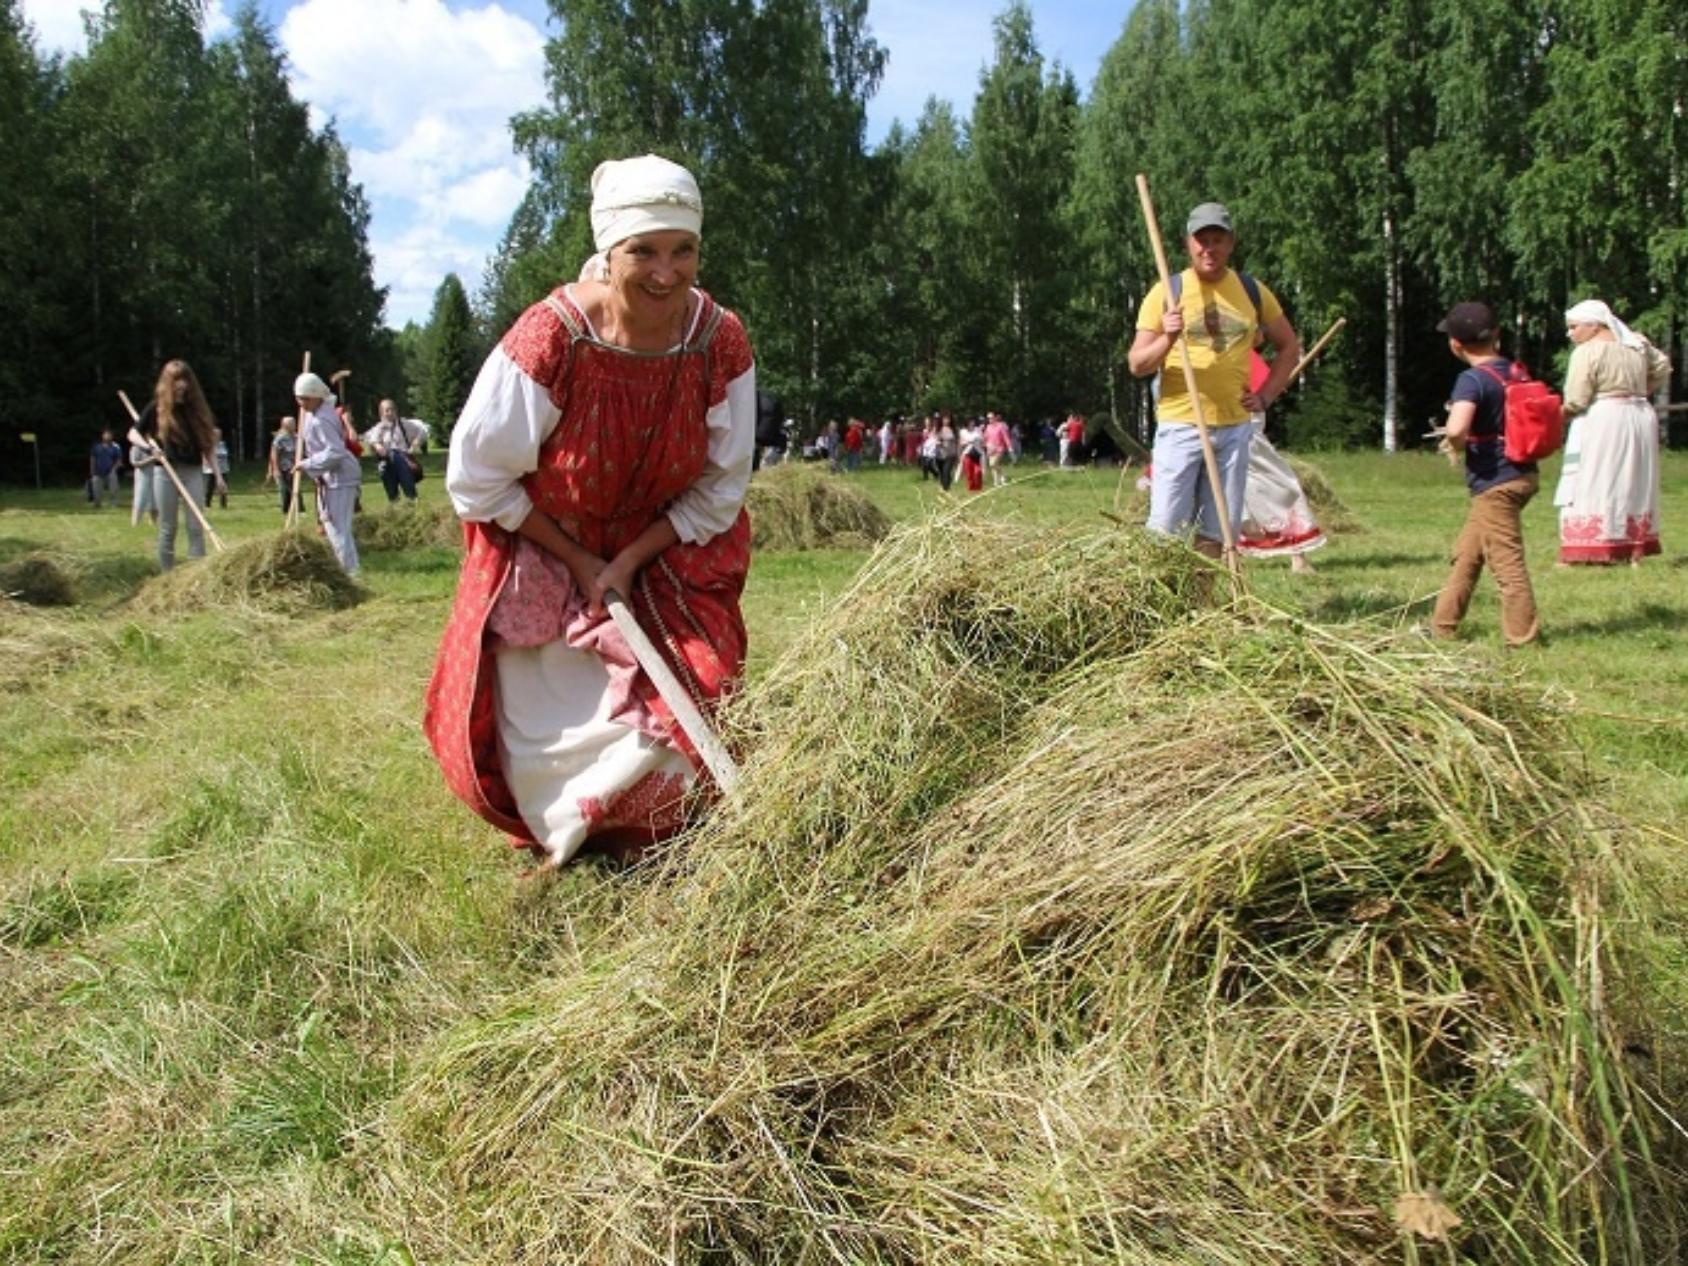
1136, 268, 1283, 426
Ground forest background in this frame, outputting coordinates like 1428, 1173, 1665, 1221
3, 0, 1685, 479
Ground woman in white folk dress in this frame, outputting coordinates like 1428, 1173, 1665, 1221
1555, 299, 1670, 565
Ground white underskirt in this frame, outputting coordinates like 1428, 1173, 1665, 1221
493, 640, 694, 865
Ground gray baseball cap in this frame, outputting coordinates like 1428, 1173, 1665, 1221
1186, 202, 1234, 236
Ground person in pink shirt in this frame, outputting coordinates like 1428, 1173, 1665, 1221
983, 412, 1013, 486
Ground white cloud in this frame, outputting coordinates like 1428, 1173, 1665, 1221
281, 0, 548, 325
204, 2, 233, 42
435, 162, 533, 227
19, 0, 237, 56
16, 0, 93, 54
373, 220, 493, 328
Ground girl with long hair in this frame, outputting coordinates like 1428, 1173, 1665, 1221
125, 360, 224, 570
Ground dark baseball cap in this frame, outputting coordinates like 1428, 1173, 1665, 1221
1436, 302, 1497, 342
1186, 202, 1233, 236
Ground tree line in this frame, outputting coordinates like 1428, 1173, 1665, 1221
5, 0, 1684, 481
1, 0, 394, 478
478, 0, 1686, 452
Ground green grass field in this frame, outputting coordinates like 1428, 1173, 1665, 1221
1, 451, 1683, 1262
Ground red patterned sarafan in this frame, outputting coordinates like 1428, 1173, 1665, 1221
424, 287, 754, 856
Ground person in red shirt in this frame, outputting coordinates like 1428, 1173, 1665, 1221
842, 417, 865, 473
1060, 413, 1085, 467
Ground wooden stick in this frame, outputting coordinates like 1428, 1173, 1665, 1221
1135, 174, 1239, 574
604, 588, 740, 796
118, 390, 226, 553
286, 351, 311, 530
1282, 316, 1346, 390
1112, 457, 1135, 515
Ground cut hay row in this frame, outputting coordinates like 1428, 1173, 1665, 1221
127, 533, 364, 616
378, 518, 1681, 1263
747, 462, 891, 551
0, 597, 89, 690
353, 501, 463, 552
0, 553, 77, 606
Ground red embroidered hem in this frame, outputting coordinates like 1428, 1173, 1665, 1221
1238, 527, 1326, 557
1557, 539, 1661, 564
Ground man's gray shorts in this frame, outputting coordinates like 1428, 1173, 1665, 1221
1147, 420, 1251, 541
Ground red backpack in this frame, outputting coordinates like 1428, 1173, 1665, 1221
1476, 362, 1563, 464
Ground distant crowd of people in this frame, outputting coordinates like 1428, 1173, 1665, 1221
762, 410, 1094, 490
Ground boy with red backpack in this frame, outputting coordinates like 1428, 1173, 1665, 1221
1430, 301, 1555, 647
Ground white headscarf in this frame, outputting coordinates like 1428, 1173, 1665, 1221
589, 154, 703, 254
294, 371, 334, 402
1565, 299, 1643, 350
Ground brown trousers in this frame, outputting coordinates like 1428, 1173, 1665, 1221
1433, 473, 1540, 646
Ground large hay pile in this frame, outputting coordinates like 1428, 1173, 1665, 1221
354, 501, 463, 551
0, 552, 76, 606
128, 533, 363, 615
382, 520, 1679, 1263
747, 462, 891, 550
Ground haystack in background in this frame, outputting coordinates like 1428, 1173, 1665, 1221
1287, 453, 1360, 532
381, 520, 1680, 1264
0, 552, 77, 606
354, 501, 462, 552
746, 462, 890, 551
128, 533, 363, 616
1112, 453, 1358, 535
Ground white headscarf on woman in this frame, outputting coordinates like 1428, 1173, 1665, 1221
1565, 299, 1643, 350
577, 154, 703, 283
293, 371, 335, 404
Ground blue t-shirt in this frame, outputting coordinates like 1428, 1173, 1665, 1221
1450, 358, 1537, 495
91, 441, 123, 476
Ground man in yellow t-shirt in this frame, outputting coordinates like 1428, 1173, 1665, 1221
1128, 202, 1301, 556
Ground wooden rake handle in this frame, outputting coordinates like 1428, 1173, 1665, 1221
288, 351, 312, 530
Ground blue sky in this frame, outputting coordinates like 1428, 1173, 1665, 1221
21, 0, 1126, 327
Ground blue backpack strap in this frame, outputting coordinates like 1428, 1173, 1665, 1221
1168, 271, 1182, 307
1468, 361, 1512, 439
1238, 271, 1262, 322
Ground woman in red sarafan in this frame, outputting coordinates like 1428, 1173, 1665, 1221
425, 154, 756, 868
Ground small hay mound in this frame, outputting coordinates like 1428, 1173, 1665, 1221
0, 553, 77, 606
1287, 453, 1359, 531
746, 462, 891, 551
0, 597, 87, 688
382, 520, 1677, 1264
128, 533, 363, 616
354, 501, 463, 552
